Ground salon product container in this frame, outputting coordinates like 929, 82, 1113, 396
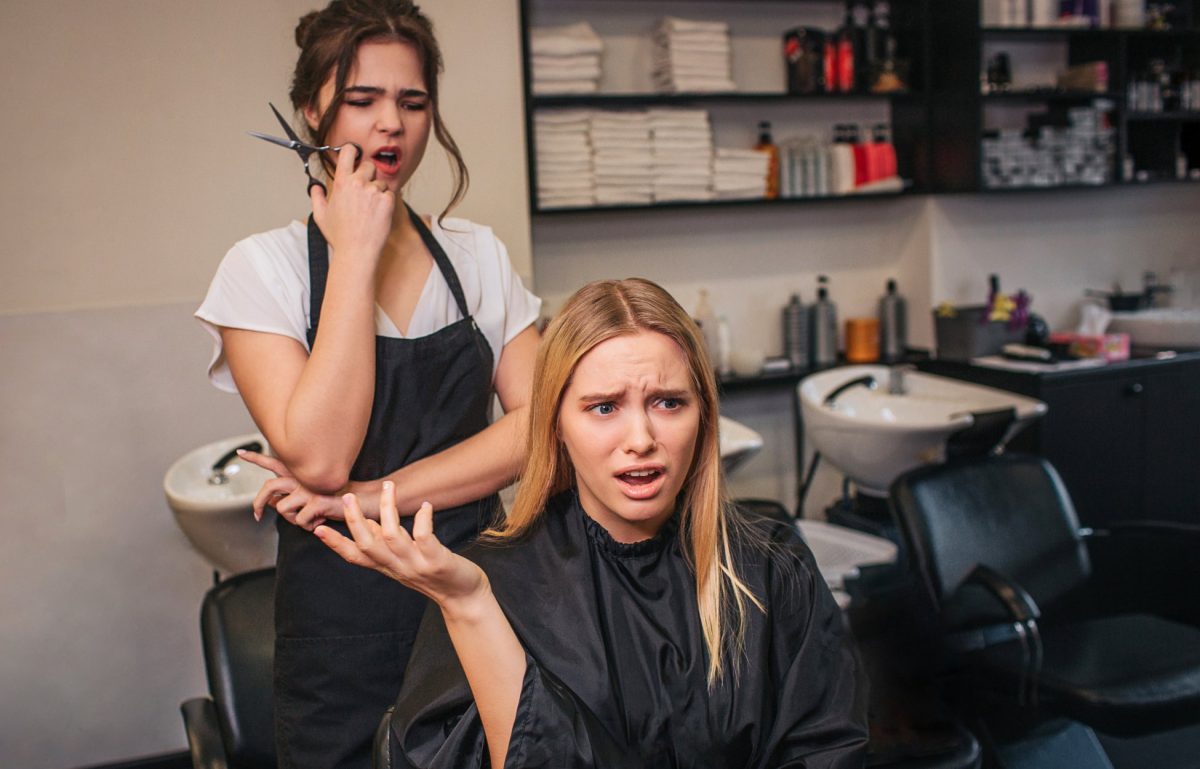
810, 276, 838, 366
878, 278, 907, 361
845, 318, 880, 362
782, 293, 809, 368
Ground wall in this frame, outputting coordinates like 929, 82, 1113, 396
0, 2, 529, 768
3, 2, 1200, 768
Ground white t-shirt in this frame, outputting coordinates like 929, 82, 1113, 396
196, 216, 541, 394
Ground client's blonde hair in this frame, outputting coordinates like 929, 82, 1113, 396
487, 278, 762, 684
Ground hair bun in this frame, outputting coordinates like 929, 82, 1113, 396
294, 10, 320, 48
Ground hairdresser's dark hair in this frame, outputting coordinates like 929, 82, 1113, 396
289, 0, 468, 219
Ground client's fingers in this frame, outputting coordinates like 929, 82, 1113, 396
313, 525, 372, 569
342, 493, 376, 547
412, 501, 434, 542
379, 481, 411, 545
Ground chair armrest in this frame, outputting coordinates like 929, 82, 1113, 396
962, 563, 1041, 623
1084, 520, 1200, 540
941, 564, 1041, 653
947, 565, 1044, 707
180, 697, 230, 769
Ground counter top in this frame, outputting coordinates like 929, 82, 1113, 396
922, 347, 1200, 382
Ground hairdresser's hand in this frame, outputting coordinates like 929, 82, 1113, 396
309, 140, 393, 266
244, 450, 342, 530
316, 482, 487, 607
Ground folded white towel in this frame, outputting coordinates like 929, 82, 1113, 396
654, 188, 715, 202
657, 16, 729, 35
539, 196, 595, 209
530, 22, 603, 57
595, 191, 653, 205
532, 79, 600, 95
531, 52, 600, 68
532, 62, 602, 81
648, 109, 709, 121
535, 109, 592, 123
590, 112, 651, 126
716, 148, 769, 160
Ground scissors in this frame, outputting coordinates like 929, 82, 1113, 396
247, 103, 362, 194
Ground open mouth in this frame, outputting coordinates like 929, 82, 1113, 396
372, 149, 401, 175
618, 468, 661, 486
615, 467, 665, 499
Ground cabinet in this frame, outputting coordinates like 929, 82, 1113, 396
518, 0, 933, 214
921, 355, 1200, 527
929, 0, 1200, 192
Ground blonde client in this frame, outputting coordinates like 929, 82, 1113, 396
318, 278, 868, 768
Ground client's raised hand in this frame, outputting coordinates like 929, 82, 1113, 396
315, 481, 487, 607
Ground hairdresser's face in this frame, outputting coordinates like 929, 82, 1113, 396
558, 331, 700, 543
304, 40, 431, 193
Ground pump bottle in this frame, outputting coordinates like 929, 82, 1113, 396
878, 278, 907, 361
810, 275, 839, 366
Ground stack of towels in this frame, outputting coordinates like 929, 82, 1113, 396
590, 112, 654, 205
533, 110, 594, 209
529, 22, 603, 95
649, 109, 714, 202
651, 17, 737, 94
713, 148, 770, 200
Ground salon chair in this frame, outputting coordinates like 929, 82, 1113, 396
889, 453, 1200, 739
180, 568, 276, 769
736, 497, 983, 769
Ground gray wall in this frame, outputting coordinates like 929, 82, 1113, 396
0, 2, 528, 767
3, 2, 1199, 768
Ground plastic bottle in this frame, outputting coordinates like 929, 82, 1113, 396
716, 316, 733, 376
810, 276, 839, 366
755, 121, 781, 199
782, 293, 809, 368
830, 124, 857, 195
835, 5, 856, 93
878, 278, 908, 361
871, 123, 898, 181
693, 288, 719, 359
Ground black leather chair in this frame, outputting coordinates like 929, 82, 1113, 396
181, 568, 276, 769
736, 497, 982, 769
889, 453, 1200, 737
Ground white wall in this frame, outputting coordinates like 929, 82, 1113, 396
4, 2, 1200, 768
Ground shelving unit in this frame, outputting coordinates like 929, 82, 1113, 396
518, 0, 932, 214
930, 0, 1200, 192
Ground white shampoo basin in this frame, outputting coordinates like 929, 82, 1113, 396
718, 415, 764, 474
165, 433, 278, 575
799, 365, 1046, 496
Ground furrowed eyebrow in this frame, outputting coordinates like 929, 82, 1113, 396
578, 390, 624, 404
343, 85, 429, 98
650, 389, 691, 400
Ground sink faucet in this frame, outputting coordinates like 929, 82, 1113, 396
823, 375, 877, 406
888, 364, 916, 395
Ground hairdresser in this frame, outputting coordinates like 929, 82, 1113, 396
194, 2, 539, 767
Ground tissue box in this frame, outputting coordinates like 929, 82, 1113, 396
934, 306, 1026, 361
1048, 331, 1130, 361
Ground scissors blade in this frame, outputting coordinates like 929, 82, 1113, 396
270, 102, 305, 144
247, 130, 303, 152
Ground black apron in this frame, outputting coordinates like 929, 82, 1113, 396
273, 208, 499, 769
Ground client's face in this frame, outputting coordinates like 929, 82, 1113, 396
558, 330, 700, 543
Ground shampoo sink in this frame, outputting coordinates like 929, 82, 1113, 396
165, 433, 278, 575
800, 365, 1046, 496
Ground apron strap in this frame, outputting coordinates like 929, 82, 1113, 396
306, 215, 329, 345
406, 205, 471, 321
305, 207, 477, 343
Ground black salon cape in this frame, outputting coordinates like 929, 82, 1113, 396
388, 493, 867, 768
